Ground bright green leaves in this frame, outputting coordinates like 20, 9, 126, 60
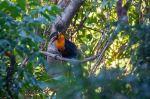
0, 0, 149, 98
16, 0, 26, 11
0, 0, 21, 18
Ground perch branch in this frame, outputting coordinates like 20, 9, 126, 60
41, 51, 103, 63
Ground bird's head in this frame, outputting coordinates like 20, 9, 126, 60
50, 32, 65, 51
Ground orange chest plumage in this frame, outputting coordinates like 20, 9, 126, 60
54, 34, 77, 58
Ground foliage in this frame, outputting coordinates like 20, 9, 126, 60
0, 0, 150, 99
0, 0, 60, 98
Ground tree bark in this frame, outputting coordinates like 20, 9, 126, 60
47, 0, 84, 77
50, 0, 84, 33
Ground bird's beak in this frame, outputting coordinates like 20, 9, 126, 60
51, 36, 57, 43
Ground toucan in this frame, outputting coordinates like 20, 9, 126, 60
50, 32, 78, 58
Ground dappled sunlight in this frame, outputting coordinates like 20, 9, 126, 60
0, 0, 149, 98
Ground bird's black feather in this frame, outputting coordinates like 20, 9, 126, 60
58, 39, 77, 58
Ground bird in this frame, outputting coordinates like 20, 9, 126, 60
47, 32, 81, 78
50, 32, 78, 58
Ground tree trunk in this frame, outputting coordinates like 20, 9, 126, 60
47, 0, 84, 77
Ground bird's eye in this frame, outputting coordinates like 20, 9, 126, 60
50, 32, 59, 39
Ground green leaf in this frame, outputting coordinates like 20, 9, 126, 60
17, 0, 26, 11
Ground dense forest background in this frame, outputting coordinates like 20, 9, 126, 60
0, 0, 150, 98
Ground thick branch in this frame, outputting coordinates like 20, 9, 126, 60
51, 0, 84, 33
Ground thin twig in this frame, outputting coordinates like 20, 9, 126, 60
21, 57, 29, 67
90, 40, 110, 74
90, 24, 121, 75
83, 26, 100, 32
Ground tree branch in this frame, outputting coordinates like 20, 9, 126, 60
50, 0, 84, 33
5, 53, 16, 99
47, 0, 85, 73
41, 51, 103, 63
